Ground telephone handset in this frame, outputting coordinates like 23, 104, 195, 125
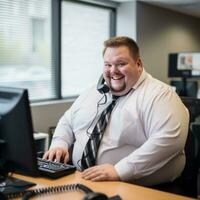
97, 75, 110, 94
4, 183, 122, 200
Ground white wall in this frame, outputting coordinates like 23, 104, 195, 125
137, 2, 200, 84
116, 1, 137, 40
31, 100, 73, 133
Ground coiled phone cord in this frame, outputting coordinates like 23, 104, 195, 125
6, 183, 93, 200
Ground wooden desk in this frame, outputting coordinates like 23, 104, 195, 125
13, 171, 195, 200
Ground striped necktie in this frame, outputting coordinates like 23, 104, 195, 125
81, 96, 118, 170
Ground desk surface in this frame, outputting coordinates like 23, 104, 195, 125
13, 171, 195, 200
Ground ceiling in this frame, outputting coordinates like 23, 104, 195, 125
112, 0, 200, 18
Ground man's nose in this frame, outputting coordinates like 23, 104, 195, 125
110, 65, 118, 73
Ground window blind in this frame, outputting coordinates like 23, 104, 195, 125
0, 0, 55, 101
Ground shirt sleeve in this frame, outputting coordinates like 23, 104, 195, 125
50, 107, 74, 151
114, 88, 189, 181
49, 85, 97, 151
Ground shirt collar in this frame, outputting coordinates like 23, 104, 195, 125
132, 68, 147, 90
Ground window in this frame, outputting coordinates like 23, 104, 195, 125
61, 1, 115, 97
32, 18, 45, 52
0, 0, 54, 101
0, 0, 116, 101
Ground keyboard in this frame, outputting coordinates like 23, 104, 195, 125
37, 157, 76, 179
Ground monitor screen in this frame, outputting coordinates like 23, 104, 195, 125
0, 87, 39, 176
180, 97, 200, 122
170, 80, 198, 98
168, 52, 200, 78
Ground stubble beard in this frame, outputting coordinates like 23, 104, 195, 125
110, 81, 126, 93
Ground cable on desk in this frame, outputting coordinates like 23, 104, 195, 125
5, 183, 93, 199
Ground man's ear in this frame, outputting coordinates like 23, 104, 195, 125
137, 58, 143, 70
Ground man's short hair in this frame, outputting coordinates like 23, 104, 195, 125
103, 36, 140, 60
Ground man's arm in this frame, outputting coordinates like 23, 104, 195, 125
114, 91, 189, 182
43, 107, 74, 163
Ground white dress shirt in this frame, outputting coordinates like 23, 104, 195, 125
50, 69, 189, 186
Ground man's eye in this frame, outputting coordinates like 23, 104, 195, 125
117, 63, 126, 67
105, 64, 112, 67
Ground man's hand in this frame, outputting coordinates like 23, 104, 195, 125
81, 164, 120, 181
43, 147, 69, 164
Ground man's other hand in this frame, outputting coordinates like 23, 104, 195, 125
81, 164, 120, 181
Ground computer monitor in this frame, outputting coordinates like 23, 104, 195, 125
170, 80, 198, 98
0, 87, 39, 177
168, 52, 200, 96
168, 52, 200, 78
180, 97, 200, 123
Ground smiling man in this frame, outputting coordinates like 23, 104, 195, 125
43, 36, 189, 186
103, 41, 142, 96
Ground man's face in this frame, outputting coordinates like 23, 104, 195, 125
103, 46, 142, 96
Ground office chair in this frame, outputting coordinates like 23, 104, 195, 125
151, 97, 200, 198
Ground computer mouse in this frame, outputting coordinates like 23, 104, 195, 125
82, 192, 108, 200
